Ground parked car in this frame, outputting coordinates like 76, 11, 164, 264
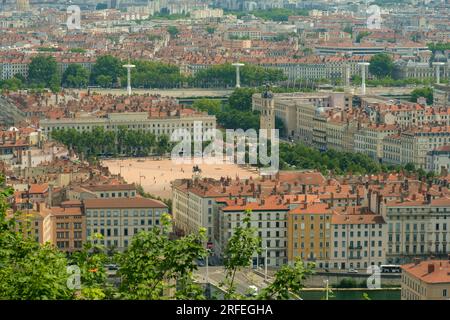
348, 268, 358, 273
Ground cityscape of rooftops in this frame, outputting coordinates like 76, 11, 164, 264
0, 0, 449, 310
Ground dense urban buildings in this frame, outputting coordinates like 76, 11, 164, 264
0, 0, 449, 302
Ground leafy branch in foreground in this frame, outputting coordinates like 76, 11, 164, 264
116, 213, 207, 299
222, 210, 261, 299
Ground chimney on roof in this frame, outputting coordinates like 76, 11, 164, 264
428, 263, 435, 274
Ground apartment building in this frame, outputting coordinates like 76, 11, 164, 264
354, 124, 398, 162
40, 112, 217, 140
381, 196, 450, 264
42, 202, 85, 252
67, 183, 137, 201
83, 197, 168, 250
434, 84, 450, 108
252, 92, 352, 140
218, 197, 289, 267
331, 210, 386, 270
401, 126, 450, 169
426, 145, 450, 175
287, 203, 333, 269
401, 258, 450, 300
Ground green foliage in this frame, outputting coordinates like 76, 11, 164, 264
280, 142, 387, 175
129, 60, 185, 88
0, 76, 23, 91
62, 64, 90, 88
369, 53, 394, 78
193, 63, 286, 88
244, 8, 308, 21
427, 42, 450, 52
96, 3, 107, 10
69, 48, 87, 53
0, 175, 74, 299
257, 258, 314, 300
37, 47, 59, 52
69, 233, 111, 300
206, 26, 216, 34
149, 13, 190, 20
90, 55, 124, 86
228, 87, 258, 111
167, 26, 180, 37
193, 99, 222, 114
117, 214, 207, 299
51, 126, 172, 159
356, 31, 371, 43
410, 87, 433, 104
222, 210, 261, 299
28, 55, 60, 91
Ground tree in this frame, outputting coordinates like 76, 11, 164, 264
28, 55, 59, 88
193, 99, 221, 114
62, 64, 90, 88
0, 175, 74, 300
410, 87, 433, 105
0, 76, 23, 91
257, 258, 314, 300
167, 26, 179, 37
90, 55, 124, 86
96, 75, 113, 88
116, 214, 206, 299
206, 27, 215, 34
355, 31, 371, 43
228, 87, 258, 111
369, 53, 394, 78
69, 233, 113, 300
222, 210, 260, 299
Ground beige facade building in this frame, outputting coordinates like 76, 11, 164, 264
331, 211, 386, 270
40, 112, 217, 140
83, 197, 168, 250
401, 259, 450, 300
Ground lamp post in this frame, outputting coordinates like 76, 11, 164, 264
232, 63, 245, 88
358, 62, 370, 95
139, 172, 145, 186
432, 62, 445, 84
264, 247, 268, 281
123, 62, 136, 96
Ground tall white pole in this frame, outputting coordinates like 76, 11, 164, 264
206, 254, 209, 282
358, 62, 370, 95
264, 247, 268, 281
127, 67, 131, 95
123, 63, 135, 96
232, 63, 245, 88
433, 62, 445, 84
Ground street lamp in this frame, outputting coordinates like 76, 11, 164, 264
264, 247, 268, 281
232, 63, 245, 88
358, 62, 370, 95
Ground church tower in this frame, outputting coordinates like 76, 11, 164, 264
259, 84, 275, 132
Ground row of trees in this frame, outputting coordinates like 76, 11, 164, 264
231, 8, 308, 21
192, 63, 286, 88
1, 55, 287, 92
279, 142, 435, 180
51, 127, 172, 160
0, 172, 314, 300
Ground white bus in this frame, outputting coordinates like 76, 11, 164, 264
380, 265, 401, 273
